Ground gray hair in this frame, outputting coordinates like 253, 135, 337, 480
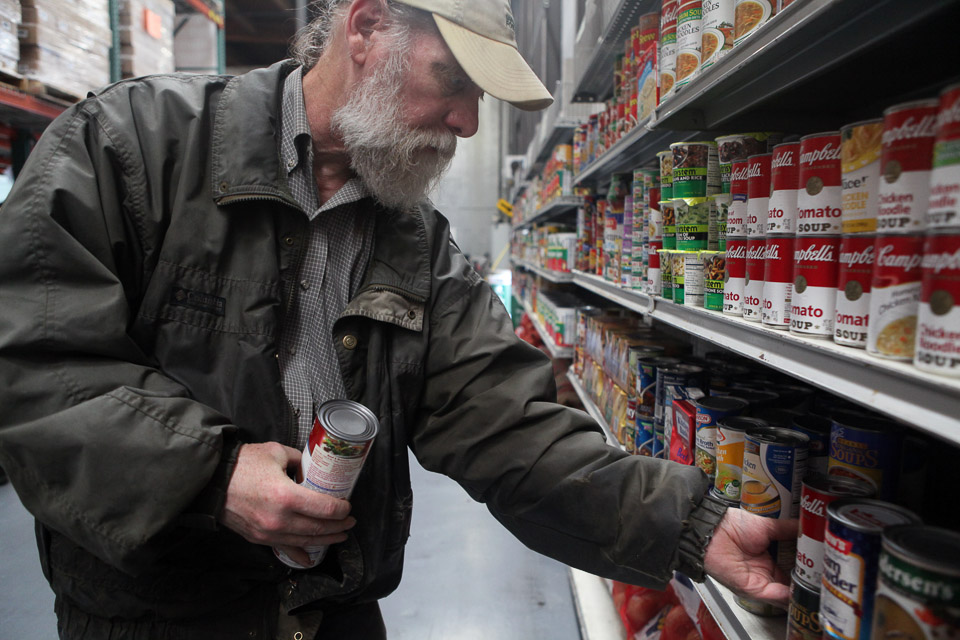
290, 0, 434, 69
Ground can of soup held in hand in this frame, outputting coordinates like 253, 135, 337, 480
694, 396, 749, 478
713, 415, 768, 504
877, 99, 939, 234
914, 231, 960, 376
275, 399, 380, 569
928, 83, 960, 230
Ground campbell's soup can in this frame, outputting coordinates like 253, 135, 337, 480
672, 141, 719, 198
835, 234, 876, 347
795, 473, 874, 589
746, 153, 772, 237
929, 83, 960, 230
660, 0, 679, 97
821, 499, 921, 640
791, 235, 841, 338
873, 525, 960, 640
828, 411, 903, 501
713, 192, 731, 249
659, 150, 675, 201
744, 237, 765, 321
674, 0, 703, 89
769, 142, 800, 234
724, 237, 747, 315
276, 399, 380, 569
788, 572, 823, 640
713, 415, 768, 504
694, 396, 749, 477
877, 99, 939, 234
841, 119, 884, 233
700, 0, 734, 71
798, 132, 843, 236
866, 234, 924, 360
734, 0, 775, 46
914, 232, 960, 376
762, 235, 795, 329
728, 160, 750, 235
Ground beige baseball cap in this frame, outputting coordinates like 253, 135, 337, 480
394, 0, 554, 111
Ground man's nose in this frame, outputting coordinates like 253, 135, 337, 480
445, 90, 482, 138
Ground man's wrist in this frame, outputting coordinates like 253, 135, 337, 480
675, 491, 729, 581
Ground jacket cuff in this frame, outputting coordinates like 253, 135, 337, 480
675, 491, 729, 582
177, 433, 242, 530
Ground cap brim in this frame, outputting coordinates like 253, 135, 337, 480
433, 14, 553, 112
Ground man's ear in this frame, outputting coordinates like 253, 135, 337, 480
344, 0, 389, 67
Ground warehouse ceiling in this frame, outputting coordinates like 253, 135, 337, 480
224, 0, 304, 68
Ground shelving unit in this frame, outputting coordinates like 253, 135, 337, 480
513, 195, 583, 230
513, 258, 575, 284
516, 295, 574, 360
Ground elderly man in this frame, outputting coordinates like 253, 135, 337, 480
0, 0, 794, 638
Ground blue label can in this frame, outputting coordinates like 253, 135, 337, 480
828, 412, 903, 500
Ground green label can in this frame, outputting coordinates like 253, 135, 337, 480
675, 197, 712, 250
702, 250, 726, 310
661, 200, 677, 249
671, 141, 720, 198
672, 251, 687, 304
713, 193, 731, 250
659, 150, 674, 201
659, 249, 674, 300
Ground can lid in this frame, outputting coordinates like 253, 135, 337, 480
745, 425, 810, 447
827, 498, 920, 533
659, 363, 705, 376
670, 140, 718, 148
639, 356, 683, 368
747, 153, 772, 159
799, 131, 840, 141
802, 471, 875, 498
831, 410, 904, 434
840, 118, 883, 131
717, 416, 768, 431
696, 396, 750, 413
882, 525, 960, 575
316, 400, 379, 442
882, 98, 940, 116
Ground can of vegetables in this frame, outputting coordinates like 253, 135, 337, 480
702, 250, 726, 310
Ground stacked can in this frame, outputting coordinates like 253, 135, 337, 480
655, 362, 707, 460
763, 143, 799, 330
712, 415, 767, 505
674, 0, 703, 90
700, 0, 734, 72
659, 0, 679, 99
660, 248, 674, 300
743, 154, 771, 322
915, 83, 960, 377
693, 396, 749, 479
702, 250, 725, 311
734, 0, 775, 47
659, 150, 677, 251
866, 100, 938, 361
646, 174, 664, 295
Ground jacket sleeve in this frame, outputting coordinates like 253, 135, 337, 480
411, 236, 725, 588
0, 100, 240, 574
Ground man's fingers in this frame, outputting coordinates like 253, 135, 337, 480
765, 516, 800, 541
287, 486, 353, 521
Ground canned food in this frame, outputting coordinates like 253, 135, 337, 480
727, 388, 780, 414
702, 250, 726, 311
670, 251, 685, 303
791, 413, 831, 474
661, 200, 677, 249
713, 415, 768, 503
648, 193, 664, 241
636, 14, 660, 122
718, 133, 779, 193
929, 83, 960, 230
841, 118, 884, 233
769, 141, 800, 234
674, 197, 712, 250
700, 0, 734, 71
681, 250, 704, 306
762, 235, 795, 329
744, 237, 766, 321
788, 572, 822, 640
724, 237, 747, 315
873, 525, 960, 640
672, 141, 720, 198
821, 499, 921, 640
798, 132, 843, 235
747, 153, 772, 237
741, 426, 809, 520
866, 234, 924, 360
277, 399, 380, 569
877, 99, 939, 234
713, 192, 731, 249
660, 249, 674, 300
791, 235, 841, 338
637, 356, 681, 424
675, 0, 703, 89
914, 232, 960, 376
734, 0, 775, 46
659, 150, 675, 201
695, 396, 749, 477
656, 363, 708, 460
835, 234, 876, 347
828, 411, 903, 500
659, 0, 679, 97
729, 159, 750, 235
795, 473, 874, 589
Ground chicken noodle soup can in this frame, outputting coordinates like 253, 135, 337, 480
672, 141, 719, 198
660, 0, 679, 98
820, 500, 921, 640
675, 197, 711, 250
828, 412, 903, 501
724, 237, 747, 315
734, 0, 775, 46
661, 200, 677, 249
914, 232, 960, 376
747, 153, 772, 237
929, 83, 960, 230
835, 234, 876, 347
700, 0, 734, 71
791, 235, 841, 338
762, 235, 795, 330
866, 234, 924, 360
744, 237, 766, 321
873, 526, 960, 640
841, 119, 884, 233
877, 99, 939, 234
769, 142, 801, 234
728, 159, 750, 234
702, 250, 725, 310
675, 0, 703, 89
694, 396, 749, 478
798, 132, 843, 235
788, 572, 823, 640
275, 399, 380, 569
713, 416, 767, 503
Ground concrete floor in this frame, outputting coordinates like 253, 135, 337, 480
0, 455, 580, 640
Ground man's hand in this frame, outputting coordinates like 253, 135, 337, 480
220, 442, 356, 564
703, 508, 798, 607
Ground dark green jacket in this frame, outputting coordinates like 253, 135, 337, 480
0, 60, 721, 637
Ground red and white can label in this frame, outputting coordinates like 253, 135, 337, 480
724, 237, 747, 316
729, 160, 749, 236
744, 237, 766, 321
797, 132, 842, 235
914, 233, 960, 376
747, 154, 771, 238
762, 236, 795, 329
768, 142, 800, 234
928, 84, 960, 230
866, 234, 924, 360
834, 234, 876, 348
877, 100, 938, 234
791, 236, 841, 338
648, 239, 664, 295
841, 119, 884, 233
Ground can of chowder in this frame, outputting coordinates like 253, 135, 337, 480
928, 83, 960, 230
747, 153, 772, 238
762, 235, 795, 329
820, 499, 921, 640
724, 237, 747, 315
702, 250, 726, 310
659, 0, 679, 98
700, 0, 734, 71
866, 234, 924, 360
275, 399, 380, 569
672, 141, 720, 198
841, 118, 884, 234
914, 231, 960, 376
791, 235, 841, 338
769, 141, 800, 234
734, 0, 775, 46
797, 132, 843, 236
728, 159, 750, 235
788, 572, 822, 640
713, 415, 768, 504
694, 396, 749, 478
828, 411, 903, 501
877, 99, 939, 234
744, 236, 766, 321
834, 234, 876, 347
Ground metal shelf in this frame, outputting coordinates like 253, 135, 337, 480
569, 568, 626, 640
514, 259, 575, 284
524, 114, 582, 181
694, 579, 784, 640
572, 270, 654, 315
566, 369, 622, 450
0, 81, 68, 130
517, 297, 574, 360
513, 195, 582, 230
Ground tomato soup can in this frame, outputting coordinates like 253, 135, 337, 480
914, 231, 960, 375
734, 0, 775, 46
660, 0, 679, 98
724, 237, 747, 315
866, 234, 924, 360
713, 415, 768, 503
762, 235, 795, 329
835, 234, 876, 347
769, 142, 801, 234
718, 133, 780, 193
798, 132, 843, 236
788, 572, 823, 640
877, 99, 939, 234
747, 153, 772, 237
795, 473, 874, 589
660, 249, 674, 299
841, 118, 884, 234
791, 413, 832, 474
694, 396, 749, 478
828, 411, 903, 501
713, 192, 731, 249
929, 83, 960, 230
276, 399, 380, 569
702, 250, 726, 310
821, 499, 921, 640
700, 0, 734, 71
873, 525, 960, 640
656, 363, 708, 460
672, 141, 719, 198
675, 0, 703, 89
675, 197, 712, 249
661, 200, 677, 249
728, 160, 750, 234
791, 235, 841, 337
744, 236, 766, 321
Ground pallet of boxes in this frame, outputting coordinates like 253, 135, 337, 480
18, 0, 110, 100
118, 0, 175, 79
0, 0, 20, 77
